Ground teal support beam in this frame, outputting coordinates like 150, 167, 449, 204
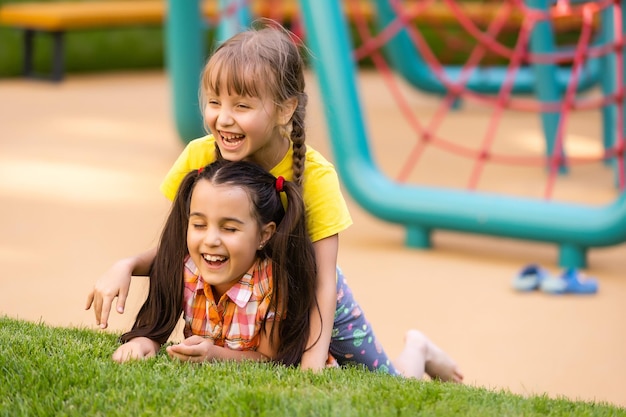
599, 5, 617, 170
620, 1, 626, 188
406, 225, 432, 249
527, 0, 566, 173
599, 1, 626, 186
559, 243, 586, 269
217, 0, 252, 42
166, 0, 206, 143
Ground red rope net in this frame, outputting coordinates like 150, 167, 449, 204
346, 0, 624, 201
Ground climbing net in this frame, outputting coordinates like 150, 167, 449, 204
213, 0, 624, 203
346, 0, 624, 202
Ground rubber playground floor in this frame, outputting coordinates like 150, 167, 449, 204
1, 70, 625, 408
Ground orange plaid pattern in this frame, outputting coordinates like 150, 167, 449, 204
182, 256, 277, 351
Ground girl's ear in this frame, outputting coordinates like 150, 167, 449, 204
277, 97, 298, 126
260, 222, 276, 246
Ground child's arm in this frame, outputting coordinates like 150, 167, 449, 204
300, 235, 339, 371
166, 320, 279, 363
85, 247, 157, 328
112, 337, 160, 363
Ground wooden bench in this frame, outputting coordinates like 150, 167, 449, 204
0, 1, 164, 81
0, 0, 302, 81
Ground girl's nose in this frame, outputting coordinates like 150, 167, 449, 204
216, 108, 234, 127
204, 228, 221, 246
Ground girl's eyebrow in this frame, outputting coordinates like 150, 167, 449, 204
189, 212, 245, 224
221, 217, 245, 224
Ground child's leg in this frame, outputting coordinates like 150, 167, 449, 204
329, 268, 400, 375
393, 329, 464, 383
330, 267, 463, 382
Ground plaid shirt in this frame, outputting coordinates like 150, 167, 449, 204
183, 256, 277, 351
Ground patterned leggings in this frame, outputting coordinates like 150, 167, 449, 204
329, 268, 400, 375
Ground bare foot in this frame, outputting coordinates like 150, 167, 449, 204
393, 329, 464, 383
412, 330, 464, 383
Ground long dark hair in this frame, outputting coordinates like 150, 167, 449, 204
120, 159, 318, 365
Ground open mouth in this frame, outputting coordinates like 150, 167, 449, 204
203, 254, 228, 266
219, 131, 245, 148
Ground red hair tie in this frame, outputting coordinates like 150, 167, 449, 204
275, 176, 285, 192
198, 167, 204, 175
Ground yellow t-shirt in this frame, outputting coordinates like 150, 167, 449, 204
160, 135, 353, 243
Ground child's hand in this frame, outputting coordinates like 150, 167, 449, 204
85, 259, 133, 329
166, 335, 214, 363
112, 337, 159, 363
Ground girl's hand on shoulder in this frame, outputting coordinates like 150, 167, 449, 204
166, 335, 214, 363
112, 337, 159, 363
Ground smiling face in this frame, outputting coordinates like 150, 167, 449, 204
203, 80, 290, 171
199, 28, 306, 172
204, 71, 296, 170
186, 179, 275, 299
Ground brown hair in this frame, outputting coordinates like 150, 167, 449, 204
120, 159, 318, 366
200, 21, 308, 186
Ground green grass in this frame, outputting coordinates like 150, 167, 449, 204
1, 317, 624, 417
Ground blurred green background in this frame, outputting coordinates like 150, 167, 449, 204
0, 0, 586, 78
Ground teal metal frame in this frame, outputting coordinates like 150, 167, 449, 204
297, 0, 626, 268
166, 0, 626, 268
165, 0, 205, 142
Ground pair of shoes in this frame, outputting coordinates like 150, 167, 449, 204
539, 268, 599, 295
512, 264, 599, 295
511, 264, 550, 291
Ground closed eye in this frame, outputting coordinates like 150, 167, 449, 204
236, 102, 253, 109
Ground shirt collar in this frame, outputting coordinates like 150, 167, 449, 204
184, 256, 258, 309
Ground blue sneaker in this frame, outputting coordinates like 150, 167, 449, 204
539, 268, 599, 295
512, 264, 550, 292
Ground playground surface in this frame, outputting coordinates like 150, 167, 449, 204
1, 69, 625, 408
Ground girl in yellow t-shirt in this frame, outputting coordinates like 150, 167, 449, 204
88, 22, 462, 382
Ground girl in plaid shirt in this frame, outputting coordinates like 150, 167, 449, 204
113, 160, 462, 383
113, 160, 316, 365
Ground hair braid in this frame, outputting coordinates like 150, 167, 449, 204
290, 92, 308, 187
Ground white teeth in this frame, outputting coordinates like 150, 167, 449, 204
221, 133, 244, 141
203, 254, 226, 262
